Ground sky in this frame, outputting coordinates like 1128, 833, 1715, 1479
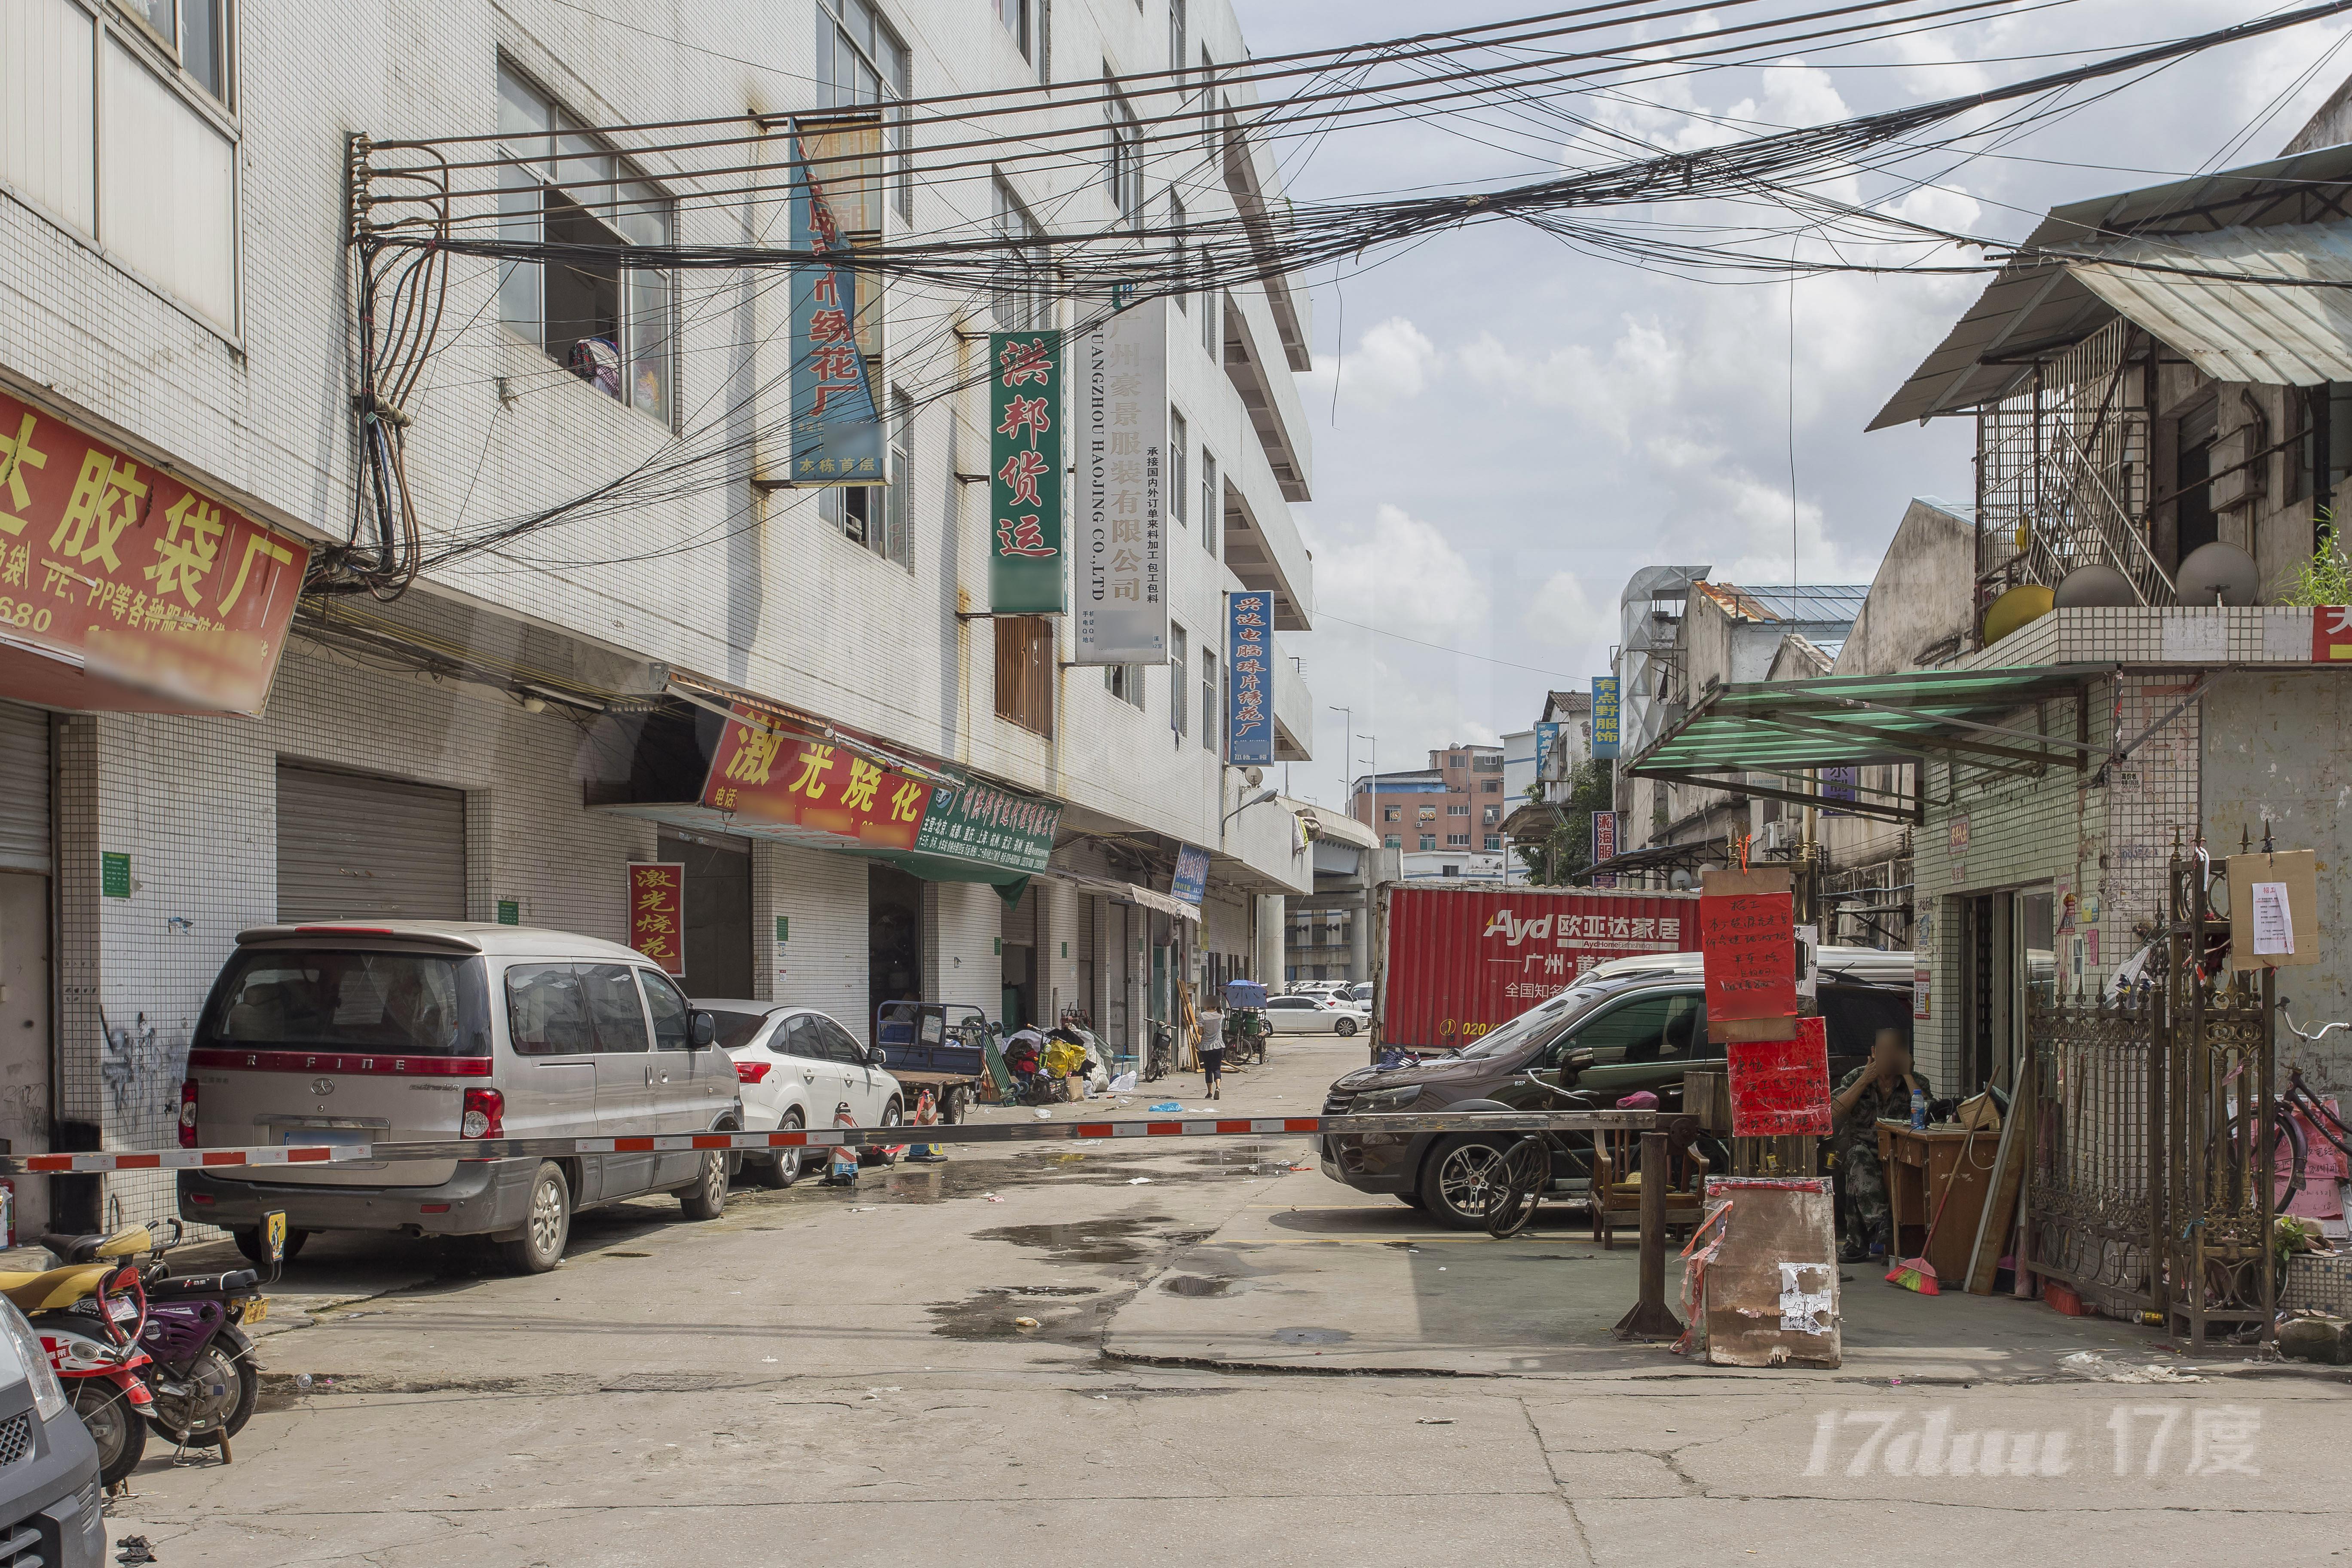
1230, 0, 2352, 808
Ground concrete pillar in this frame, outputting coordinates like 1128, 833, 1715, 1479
1350, 889, 1370, 983
1255, 893, 1285, 985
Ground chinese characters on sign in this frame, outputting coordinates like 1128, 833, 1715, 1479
913, 778, 1062, 874
1075, 299, 1169, 665
1533, 721, 1560, 782
1589, 810, 1619, 888
1226, 590, 1275, 766
788, 130, 883, 486
2313, 606, 2352, 660
701, 707, 934, 851
1591, 676, 1620, 759
990, 330, 1065, 613
629, 863, 686, 976
1727, 1015, 1833, 1136
1171, 843, 1210, 906
1820, 766, 1859, 814
0, 389, 309, 714
1700, 884, 1798, 1023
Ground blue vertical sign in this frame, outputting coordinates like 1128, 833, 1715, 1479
1226, 590, 1275, 766
789, 131, 883, 485
1591, 676, 1620, 760
1171, 843, 1210, 905
1533, 722, 1560, 784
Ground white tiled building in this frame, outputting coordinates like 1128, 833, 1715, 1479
0, 0, 1318, 1233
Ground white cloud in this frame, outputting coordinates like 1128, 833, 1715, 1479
1309, 502, 1490, 642
1299, 315, 1437, 413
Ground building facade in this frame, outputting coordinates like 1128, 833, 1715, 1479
0, 0, 1318, 1233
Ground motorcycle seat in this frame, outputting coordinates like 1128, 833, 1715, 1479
0, 1263, 113, 1313
147, 1270, 260, 1299
37, 1227, 151, 1264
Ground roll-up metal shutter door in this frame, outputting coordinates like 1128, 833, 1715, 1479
0, 703, 50, 874
276, 765, 466, 922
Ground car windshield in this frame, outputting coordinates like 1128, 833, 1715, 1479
201, 949, 490, 1056
706, 1009, 773, 1050
1446, 979, 1634, 1060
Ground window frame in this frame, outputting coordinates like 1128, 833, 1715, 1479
995, 614, 1056, 738
119, 0, 233, 109
1105, 662, 1145, 708
1200, 448, 1218, 556
1107, 83, 1143, 230
1201, 646, 1218, 754
992, 175, 1049, 331
1170, 407, 1188, 528
1170, 622, 1189, 740
817, 0, 913, 219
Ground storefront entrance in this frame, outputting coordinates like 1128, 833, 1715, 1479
1962, 887, 2056, 1093
658, 831, 753, 1000
0, 702, 52, 1234
868, 864, 924, 1015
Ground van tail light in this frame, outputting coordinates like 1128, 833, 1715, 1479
735, 1061, 771, 1085
460, 1088, 504, 1140
178, 1081, 199, 1149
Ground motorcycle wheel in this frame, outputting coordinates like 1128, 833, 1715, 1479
146, 1343, 257, 1448
74, 1380, 146, 1486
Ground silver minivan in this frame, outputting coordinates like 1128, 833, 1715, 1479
178, 922, 741, 1273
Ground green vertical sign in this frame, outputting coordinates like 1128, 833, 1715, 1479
100, 852, 131, 899
989, 330, 1064, 613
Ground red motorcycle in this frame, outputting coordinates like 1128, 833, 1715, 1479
34, 1256, 157, 1487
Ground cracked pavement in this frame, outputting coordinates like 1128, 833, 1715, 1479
101, 1036, 2352, 1565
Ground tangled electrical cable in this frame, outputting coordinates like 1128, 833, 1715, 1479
334, 0, 2352, 595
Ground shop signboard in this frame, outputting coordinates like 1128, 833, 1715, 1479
990, 329, 1065, 613
787, 127, 883, 486
1226, 589, 1274, 766
1533, 721, 1560, 783
628, 863, 686, 975
1590, 676, 1620, 759
0, 387, 309, 715
1589, 809, 1618, 889
701, 707, 933, 850
1726, 1015, 1833, 1136
913, 777, 1061, 874
1700, 867, 1797, 1026
1171, 843, 1210, 905
1073, 299, 1169, 665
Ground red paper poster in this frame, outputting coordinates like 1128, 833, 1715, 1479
1727, 1016, 1832, 1136
1700, 891, 1797, 1022
628, 862, 686, 976
2314, 606, 2352, 661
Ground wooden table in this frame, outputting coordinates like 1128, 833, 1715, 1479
1875, 1121, 1999, 1280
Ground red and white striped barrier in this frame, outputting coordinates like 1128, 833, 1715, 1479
0, 1110, 1657, 1176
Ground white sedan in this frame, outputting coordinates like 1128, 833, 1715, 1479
1262, 994, 1365, 1037
701, 1000, 907, 1187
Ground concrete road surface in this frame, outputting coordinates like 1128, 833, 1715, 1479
101, 1034, 2352, 1566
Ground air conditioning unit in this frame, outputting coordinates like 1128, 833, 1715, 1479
1758, 821, 1789, 852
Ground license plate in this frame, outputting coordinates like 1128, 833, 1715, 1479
241, 1298, 268, 1324
283, 1127, 372, 1147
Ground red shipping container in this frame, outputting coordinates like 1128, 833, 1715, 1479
1378, 885, 1701, 1050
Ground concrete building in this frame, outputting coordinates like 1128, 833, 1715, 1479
1351, 768, 1446, 852
1279, 804, 1383, 985
0, 0, 1317, 1234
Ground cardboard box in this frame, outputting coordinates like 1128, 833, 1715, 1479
1696, 1177, 1841, 1368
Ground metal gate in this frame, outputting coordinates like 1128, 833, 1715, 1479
2024, 986, 2162, 1316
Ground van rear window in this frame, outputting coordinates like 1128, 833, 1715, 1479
200, 951, 490, 1056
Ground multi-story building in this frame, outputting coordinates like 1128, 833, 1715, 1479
0, 0, 1317, 1234
1350, 768, 1446, 852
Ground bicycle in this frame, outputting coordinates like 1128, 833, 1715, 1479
1142, 1023, 1176, 1084
1481, 1075, 1601, 1238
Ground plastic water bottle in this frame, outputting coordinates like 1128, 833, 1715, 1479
1911, 1096, 1927, 1131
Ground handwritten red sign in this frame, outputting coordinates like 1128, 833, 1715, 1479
629, 862, 686, 976
1727, 1016, 1832, 1136
700, 706, 933, 851
1700, 891, 1797, 1022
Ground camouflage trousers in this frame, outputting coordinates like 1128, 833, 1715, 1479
1834, 1139, 1892, 1257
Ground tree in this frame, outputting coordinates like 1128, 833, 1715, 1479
1518, 758, 1614, 885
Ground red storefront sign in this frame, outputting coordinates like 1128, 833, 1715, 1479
1727, 1016, 1833, 1136
0, 388, 309, 714
1700, 883, 1797, 1024
700, 707, 933, 850
628, 862, 686, 975
2314, 606, 2352, 661
1380, 885, 1701, 1049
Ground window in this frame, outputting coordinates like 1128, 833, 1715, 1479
996, 616, 1055, 738
1105, 663, 1145, 707
205, 950, 486, 1056
641, 969, 693, 1050
498, 66, 675, 424
818, 0, 912, 218
1481, 780, 1502, 793
583, 965, 652, 1052
1473, 754, 1504, 772
882, 387, 913, 566
1200, 47, 1218, 144
1382, 806, 1400, 823
1170, 0, 1186, 69
1203, 285, 1219, 361
1417, 805, 1436, 822
822, 386, 910, 565
1169, 193, 1188, 315
1447, 834, 1470, 848
1383, 835, 1401, 849
1555, 992, 1705, 1068
996, 0, 1033, 61
1200, 449, 1218, 556
127, 0, 228, 103
1483, 805, 1500, 824
1202, 647, 1218, 753
1418, 835, 1435, 851
1170, 623, 1189, 739
992, 177, 1049, 330
1170, 408, 1188, 527
1485, 835, 1503, 852
1109, 86, 1143, 230
1449, 753, 1466, 767
782, 1015, 827, 1061
1447, 803, 1470, 816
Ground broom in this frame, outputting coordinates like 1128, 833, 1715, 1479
1886, 1110, 1979, 1295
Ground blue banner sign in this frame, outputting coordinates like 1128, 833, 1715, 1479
1171, 843, 1210, 905
1591, 676, 1620, 760
1533, 721, 1560, 787
1227, 591, 1275, 766
788, 130, 882, 485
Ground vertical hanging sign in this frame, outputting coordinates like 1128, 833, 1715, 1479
628, 863, 686, 977
789, 130, 883, 485
1226, 589, 1275, 766
1589, 810, 1619, 888
989, 331, 1065, 613
1075, 299, 1170, 665
1591, 676, 1621, 759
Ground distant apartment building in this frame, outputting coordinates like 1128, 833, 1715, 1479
1352, 741, 1505, 857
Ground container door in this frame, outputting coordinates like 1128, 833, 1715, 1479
582, 963, 656, 1195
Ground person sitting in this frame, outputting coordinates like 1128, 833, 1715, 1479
1828, 1028, 1931, 1263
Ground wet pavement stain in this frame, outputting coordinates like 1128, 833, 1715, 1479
1271, 1326, 1352, 1345
1161, 1274, 1234, 1297
971, 1217, 1208, 1267
926, 1286, 1121, 1343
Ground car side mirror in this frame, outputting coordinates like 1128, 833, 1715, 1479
866, 1046, 888, 1067
689, 1010, 717, 1048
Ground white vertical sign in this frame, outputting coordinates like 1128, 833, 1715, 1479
1074, 299, 1170, 665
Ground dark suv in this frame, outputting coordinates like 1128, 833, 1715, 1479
1321, 971, 1912, 1227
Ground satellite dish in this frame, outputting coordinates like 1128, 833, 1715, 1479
2054, 564, 2137, 609
1243, 766, 1265, 788
1982, 583, 2054, 646
2176, 542, 2260, 606
1668, 868, 1696, 891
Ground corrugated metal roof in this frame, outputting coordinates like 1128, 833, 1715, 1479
1869, 141, 2352, 430
1693, 582, 1871, 622
2062, 222, 2352, 384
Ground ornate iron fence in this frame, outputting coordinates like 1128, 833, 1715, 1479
2024, 985, 2162, 1316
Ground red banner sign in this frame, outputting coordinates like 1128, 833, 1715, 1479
1727, 1016, 1833, 1136
701, 708, 933, 850
628, 862, 686, 975
1700, 891, 1797, 1022
0, 388, 308, 714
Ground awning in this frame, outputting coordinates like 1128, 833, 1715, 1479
1625, 664, 2109, 824
1871, 141, 2352, 429
2062, 222, 2352, 386
1581, 839, 1731, 884
1050, 872, 1201, 924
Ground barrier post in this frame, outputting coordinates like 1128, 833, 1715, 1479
1613, 1130, 1683, 1339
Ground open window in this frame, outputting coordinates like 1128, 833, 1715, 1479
996, 615, 1055, 738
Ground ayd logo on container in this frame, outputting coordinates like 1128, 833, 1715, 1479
1480, 909, 1553, 946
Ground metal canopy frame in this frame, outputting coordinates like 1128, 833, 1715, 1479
1625, 664, 2109, 824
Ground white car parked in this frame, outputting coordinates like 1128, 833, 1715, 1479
702, 1001, 908, 1187
1263, 993, 1365, 1037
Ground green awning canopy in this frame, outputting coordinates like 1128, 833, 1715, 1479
1626, 664, 2108, 824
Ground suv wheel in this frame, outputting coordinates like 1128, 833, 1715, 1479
496, 1161, 571, 1274
1421, 1136, 1512, 1230
681, 1143, 729, 1220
